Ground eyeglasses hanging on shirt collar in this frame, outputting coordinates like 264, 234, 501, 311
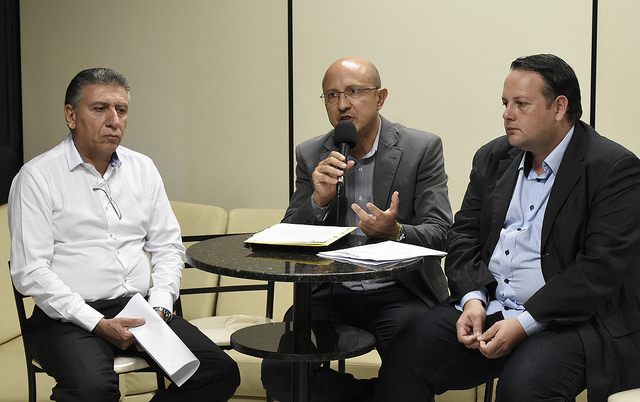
92, 180, 122, 220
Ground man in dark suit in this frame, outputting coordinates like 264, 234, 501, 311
261, 57, 453, 401
373, 54, 640, 402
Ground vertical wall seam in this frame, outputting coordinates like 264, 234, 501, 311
590, 0, 598, 128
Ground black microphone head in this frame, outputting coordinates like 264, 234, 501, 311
334, 121, 357, 148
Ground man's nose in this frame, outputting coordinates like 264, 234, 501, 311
105, 107, 120, 126
337, 92, 351, 109
502, 104, 513, 120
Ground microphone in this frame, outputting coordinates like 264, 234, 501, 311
333, 121, 357, 199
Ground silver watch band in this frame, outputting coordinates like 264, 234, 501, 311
153, 306, 173, 323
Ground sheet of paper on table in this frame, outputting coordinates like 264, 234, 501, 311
244, 223, 356, 247
317, 240, 447, 266
115, 293, 200, 387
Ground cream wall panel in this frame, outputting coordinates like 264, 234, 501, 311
293, 0, 592, 213
595, 1, 640, 156
20, 0, 289, 210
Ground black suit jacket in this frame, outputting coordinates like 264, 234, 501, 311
446, 121, 640, 400
284, 116, 453, 307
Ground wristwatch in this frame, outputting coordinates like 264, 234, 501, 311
153, 306, 173, 323
396, 224, 406, 242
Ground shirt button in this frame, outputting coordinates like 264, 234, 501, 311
505, 250, 510, 256
530, 205, 535, 211
504, 278, 509, 284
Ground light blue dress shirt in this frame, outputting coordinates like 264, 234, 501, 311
459, 126, 575, 336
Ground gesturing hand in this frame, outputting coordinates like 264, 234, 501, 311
352, 191, 401, 239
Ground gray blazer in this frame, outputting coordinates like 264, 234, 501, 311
283, 116, 453, 306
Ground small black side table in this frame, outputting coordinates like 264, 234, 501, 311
186, 233, 430, 402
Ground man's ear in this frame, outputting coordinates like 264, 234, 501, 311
64, 104, 76, 130
377, 88, 389, 110
554, 95, 569, 121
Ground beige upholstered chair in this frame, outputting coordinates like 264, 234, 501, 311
173, 204, 286, 349
170, 201, 228, 320
609, 389, 640, 401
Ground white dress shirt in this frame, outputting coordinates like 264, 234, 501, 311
9, 134, 185, 332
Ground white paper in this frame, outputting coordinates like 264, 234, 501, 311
245, 223, 356, 246
317, 240, 446, 266
115, 293, 200, 387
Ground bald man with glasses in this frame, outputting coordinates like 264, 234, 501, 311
261, 57, 453, 402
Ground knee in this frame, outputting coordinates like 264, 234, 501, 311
216, 355, 241, 397
496, 377, 536, 402
54, 372, 119, 402
261, 359, 292, 400
192, 350, 240, 399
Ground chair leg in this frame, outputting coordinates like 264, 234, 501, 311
28, 367, 37, 402
156, 369, 166, 390
484, 379, 494, 402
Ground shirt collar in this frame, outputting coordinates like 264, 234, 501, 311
64, 133, 122, 171
520, 125, 575, 176
359, 116, 382, 160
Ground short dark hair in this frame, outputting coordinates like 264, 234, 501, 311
510, 54, 583, 123
64, 68, 130, 109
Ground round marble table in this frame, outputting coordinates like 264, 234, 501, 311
185, 233, 431, 402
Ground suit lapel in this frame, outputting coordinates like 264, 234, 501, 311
321, 134, 337, 160
487, 148, 522, 253
541, 125, 586, 246
373, 117, 402, 208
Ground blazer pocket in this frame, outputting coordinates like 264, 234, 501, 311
601, 309, 640, 338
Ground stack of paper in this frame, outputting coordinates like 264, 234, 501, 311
245, 223, 356, 247
317, 240, 446, 266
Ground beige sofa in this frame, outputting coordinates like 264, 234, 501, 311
1, 202, 588, 401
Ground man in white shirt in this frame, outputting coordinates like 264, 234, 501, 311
9, 68, 240, 401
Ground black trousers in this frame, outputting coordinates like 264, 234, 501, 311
261, 283, 432, 402
24, 297, 240, 402
373, 304, 587, 402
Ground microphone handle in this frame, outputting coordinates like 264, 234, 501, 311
336, 144, 350, 198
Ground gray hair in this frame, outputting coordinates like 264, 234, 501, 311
64, 68, 130, 109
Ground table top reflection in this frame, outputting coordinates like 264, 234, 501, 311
185, 233, 425, 283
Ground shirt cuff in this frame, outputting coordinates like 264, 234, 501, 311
517, 310, 546, 336
460, 288, 488, 309
147, 291, 174, 313
72, 303, 105, 332
311, 197, 330, 222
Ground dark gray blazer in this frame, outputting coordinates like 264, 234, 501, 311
283, 116, 453, 307
446, 121, 640, 400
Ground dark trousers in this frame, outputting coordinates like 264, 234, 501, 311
373, 304, 587, 402
24, 298, 240, 402
261, 283, 431, 402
